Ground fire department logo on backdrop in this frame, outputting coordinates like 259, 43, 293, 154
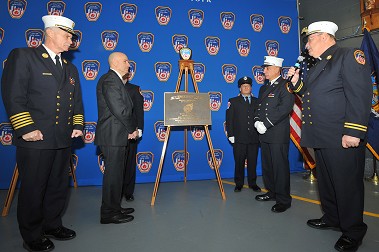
137, 32, 154, 52
120, 3, 137, 23
0, 28, 4, 45
47, 1, 65, 16
128, 60, 136, 81
265, 40, 279, 57
252, 66, 265, 84
172, 34, 188, 53
0, 123, 14, 146
278, 16, 292, 34
281, 67, 290, 79
205, 36, 220, 56
190, 126, 205, 141
172, 151, 189, 171
155, 6, 171, 25
188, 9, 204, 28
8, 0, 27, 19
207, 149, 223, 170
236, 38, 250, 57
82, 122, 96, 144
220, 12, 235, 30
98, 153, 105, 174
222, 64, 237, 83
154, 121, 167, 142
155, 62, 171, 82
82, 60, 100, 80
25, 29, 44, 48
137, 152, 154, 173
85, 2, 102, 21
209, 92, 222, 111
250, 14, 264, 32
101, 30, 119, 50
69, 30, 81, 50
141, 90, 154, 111
193, 63, 205, 82
223, 121, 227, 137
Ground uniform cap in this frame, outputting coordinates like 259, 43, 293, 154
306, 21, 338, 36
238, 76, 252, 87
262, 56, 284, 67
42, 15, 76, 36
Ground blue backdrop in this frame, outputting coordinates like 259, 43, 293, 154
0, 0, 305, 189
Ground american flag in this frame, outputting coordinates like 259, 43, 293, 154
289, 50, 317, 169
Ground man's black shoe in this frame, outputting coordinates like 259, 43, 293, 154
307, 218, 338, 230
234, 186, 242, 192
43, 226, 76, 241
255, 193, 275, 201
23, 237, 54, 252
249, 185, 261, 192
125, 195, 134, 202
334, 235, 362, 252
100, 213, 134, 224
271, 203, 290, 213
121, 207, 135, 215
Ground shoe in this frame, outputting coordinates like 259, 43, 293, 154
271, 203, 290, 213
100, 213, 134, 224
249, 185, 261, 192
23, 237, 54, 252
234, 186, 242, 192
255, 193, 275, 201
125, 195, 134, 202
307, 218, 338, 230
43, 226, 76, 241
334, 235, 362, 252
121, 207, 135, 214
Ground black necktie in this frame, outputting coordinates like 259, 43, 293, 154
55, 55, 62, 75
245, 96, 250, 104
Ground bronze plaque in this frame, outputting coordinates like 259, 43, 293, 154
164, 92, 211, 126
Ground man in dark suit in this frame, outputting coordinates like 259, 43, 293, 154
226, 76, 261, 193
254, 56, 295, 213
1, 15, 84, 252
122, 76, 144, 202
95, 52, 138, 224
288, 21, 371, 251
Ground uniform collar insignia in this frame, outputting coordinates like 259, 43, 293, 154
42, 53, 49, 58
63, 59, 67, 64
326, 55, 332, 60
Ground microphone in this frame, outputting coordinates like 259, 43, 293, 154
287, 55, 305, 82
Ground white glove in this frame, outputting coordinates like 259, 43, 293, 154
254, 121, 267, 134
228, 136, 235, 143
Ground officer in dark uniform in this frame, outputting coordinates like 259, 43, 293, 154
226, 76, 261, 192
288, 21, 371, 252
123, 76, 144, 202
254, 56, 295, 213
1, 15, 84, 252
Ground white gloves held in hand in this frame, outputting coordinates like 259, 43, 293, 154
228, 136, 235, 144
254, 121, 267, 134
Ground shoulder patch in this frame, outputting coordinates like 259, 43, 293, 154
354, 50, 366, 65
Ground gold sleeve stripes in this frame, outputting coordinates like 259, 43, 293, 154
293, 81, 304, 93
73, 114, 84, 125
344, 122, 367, 132
9, 112, 34, 130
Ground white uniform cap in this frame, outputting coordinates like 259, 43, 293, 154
42, 15, 76, 36
306, 21, 338, 36
262, 56, 284, 67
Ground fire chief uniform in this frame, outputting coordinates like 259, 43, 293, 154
291, 44, 371, 242
254, 77, 295, 207
1, 46, 84, 242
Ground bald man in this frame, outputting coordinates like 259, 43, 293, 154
95, 52, 138, 224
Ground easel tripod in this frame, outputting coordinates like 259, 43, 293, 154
150, 58, 226, 205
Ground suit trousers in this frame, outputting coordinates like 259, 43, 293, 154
100, 145, 129, 217
233, 142, 258, 187
315, 146, 367, 241
16, 146, 71, 242
123, 139, 137, 197
261, 142, 291, 206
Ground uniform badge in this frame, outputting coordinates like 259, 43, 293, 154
207, 149, 223, 170
354, 50, 366, 65
63, 59, 67, 64
69, 77, 75, 85
42, 53, 49, 58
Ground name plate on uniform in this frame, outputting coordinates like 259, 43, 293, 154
164, 92, 211, 126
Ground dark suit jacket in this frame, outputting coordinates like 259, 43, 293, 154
1, 46, 84, 149
226, 95, 259, 144
254, 77, 295, 144
125, 83, 144, 132
95, 70, 134, 146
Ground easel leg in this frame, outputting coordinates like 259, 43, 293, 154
69, 156, 78, 188
2, 164, 19, 217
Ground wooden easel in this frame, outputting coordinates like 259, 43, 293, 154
151, 58, 226, 205
1, 156, 78, 217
